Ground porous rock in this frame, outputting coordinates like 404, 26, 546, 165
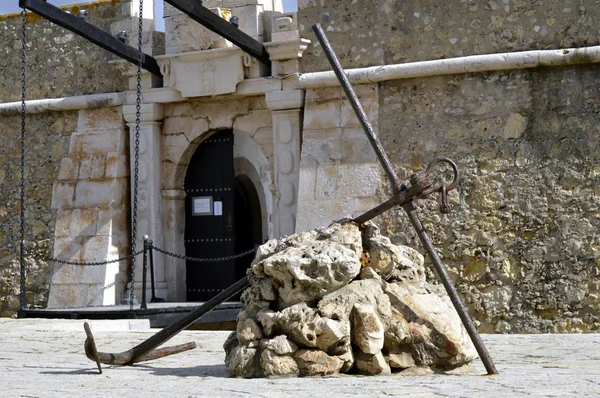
384, 281, 478, 367
225, 221, 476, 378
318, 278, 392, 323
259, 241, 362, 308
260, 349, 299, 377
351, 303, 385, 354
293, 349, 345, 376
355, 349, 391, 375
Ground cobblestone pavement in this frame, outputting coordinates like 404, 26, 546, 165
1, 319, 599, 397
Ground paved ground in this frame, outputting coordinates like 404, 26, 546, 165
1, 318, 599, 397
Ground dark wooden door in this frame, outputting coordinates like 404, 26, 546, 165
184, 130, 236, 301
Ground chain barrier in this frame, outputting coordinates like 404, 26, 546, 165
45, 251, 144, 266
152, 245, 257, 263
127, 0, 145, 310
19, 9, 27, 310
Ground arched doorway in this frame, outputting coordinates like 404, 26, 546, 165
183, 130, 262, 301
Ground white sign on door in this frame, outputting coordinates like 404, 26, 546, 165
214, 201, 223, 216
192, 196, 213, 216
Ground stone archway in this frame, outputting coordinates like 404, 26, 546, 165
161, 128, 272, 301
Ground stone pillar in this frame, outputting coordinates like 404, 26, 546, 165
162, 189, 186, 302
266, 91, 305, 237
265, 17, 310, 237
123, 103, 167, 300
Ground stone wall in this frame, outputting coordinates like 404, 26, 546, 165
0, 112, 75, 316
297, 1, 600, 333
298, 0, 600, 72
0, 0, 134, 315
0, 0, 132, 103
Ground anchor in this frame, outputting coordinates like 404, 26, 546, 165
81, 24, 498, 376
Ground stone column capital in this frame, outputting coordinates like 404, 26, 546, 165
123, 103, 164, 123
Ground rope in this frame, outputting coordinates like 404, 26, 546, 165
19, 9, 27, 310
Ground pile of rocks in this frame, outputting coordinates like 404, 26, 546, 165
224, 221, 477, 377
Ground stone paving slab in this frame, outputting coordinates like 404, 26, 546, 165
1, 319, 599, 397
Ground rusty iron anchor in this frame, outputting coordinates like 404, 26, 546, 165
312, 23, 499, 375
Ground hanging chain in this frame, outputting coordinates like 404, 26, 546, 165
19, 9, 27, 310
152, 246, 257, 263
127, 0, 145, 309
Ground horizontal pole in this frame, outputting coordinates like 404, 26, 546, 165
299, 45, 600, 88
0, 92, 125, 115
19, 0, 162, 76
164, 0, 271, 66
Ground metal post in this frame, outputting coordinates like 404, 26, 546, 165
140, 236, 149, 310
148, 239, 163, 303
312, 23, 499, 375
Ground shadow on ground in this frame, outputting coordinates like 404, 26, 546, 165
134, 363, 229, 378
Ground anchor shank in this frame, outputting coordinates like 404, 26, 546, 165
125, 276, 250, 364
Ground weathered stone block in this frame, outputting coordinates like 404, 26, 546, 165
77, 107, 123, 132
69, 209, 98, 237
105, 154, 129, 178
78, 156, 106, 180
298, 167, 316, 201
69, 129, 126, 156
300, 129, 342, 166
53, 236, 83, 260
57, 158, 79, 180
340, 96, 378, 128
97, 208, 129, 236
51, 182, 76, 210
315, 166, 338, 199
303, 100, 341, 130
337, 163, 380, 198
54, 210, 72, 237
74, 179, 125, 208
341, 128, 378, 164
81, 236, 111, 264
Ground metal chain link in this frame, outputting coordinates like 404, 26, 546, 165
152, 245, 257, 263
19, 9, 27, 310
127, 0, 145, 309
22, 246, 143, 266
46, 250, 144, 266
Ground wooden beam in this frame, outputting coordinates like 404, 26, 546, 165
164, 0, 271, 66
19, 0, 162, 76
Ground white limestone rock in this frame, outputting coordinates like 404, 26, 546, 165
351, 303, 385, 355
318, 278, 392, 324
259, 241, 361, 308
262, 335, 298, 356
316, 317, 351, 355
237, 318, 264, 346
274, 303, 321, 348
355, 349, 391, 375
383, 281, 478, 367
364, 235, 425, 283
225, 346, 262, 378
386, 347, 416, 369
293, 349, 345, 376
260, 349, 299, 377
